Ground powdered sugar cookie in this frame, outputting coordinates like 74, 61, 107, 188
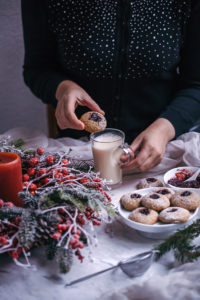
159, 207, 190, 223
141, 192, 170, 211
137, 177, 163, 189
129, 207, 158, 225
120, 192, 142, 210
80, 111, 107, 133
171, 190, 200, 210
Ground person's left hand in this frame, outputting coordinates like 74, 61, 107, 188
121, 118, 175, 172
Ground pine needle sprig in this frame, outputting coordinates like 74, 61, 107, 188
0, 206, 23, 220
155, 218, 200, 263
18, 210, 37, 249
56, 247, 73, 274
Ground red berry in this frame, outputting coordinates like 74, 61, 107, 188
30, 191, 35, 196
62, 169, 69, 175
78, 242, 84, 249
93, 178, 101, 182
5, 202, 14, 208
29, 157, 39, 166
78, 255, 84, 262
23, 182, 29, 187
80, 178, 90, 184
43, 177, 50, 184
0, 199, 4, 207
23, 174, 30, 182
52, 232, 61, 240
176, 172, 186, 181
46, 155, 54, 165
73, 234, 79, 240
0, 237, 8, 245
37, 147, 44, 156
92, 220, 101, 226
38, 168, 46, 176
11, 250, 19, 259
29, 184, 37, 191
27, 168, 35, 176
62, 159, 69, 165
79, 219, 85, 225
76, 230, 81, 235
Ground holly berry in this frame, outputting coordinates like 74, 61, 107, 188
30, 191, 35, 196
46, 155, 54, 165
27, 168, 35, 177
5, 202, 14, 208
10, 250, 19, 259
37, 147, 44, 156
62, 169, 69, 175
0, 199, 4, 207
78, 242, 84, 249
29, 183, 37, 191
62, 159, 69, 165
23, 174, 30, 182
0, 237, 8, 245
29, 157, 39, 166
23, 182, 29, 187
38, 168, 46, 176
43, 177, 50, 184
80, 178, 90, 184
53, 232, 61, 240
92, 220, 101, 226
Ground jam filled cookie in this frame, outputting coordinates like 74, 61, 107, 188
155, 188, 175, 200
136, 177, 163, 189
129, 207, 158, 225
171, 190, 200, 210
159, 207, 190, 223
141, 192, 170, 211
120, 193, 142, 210
80, 111, 107, 133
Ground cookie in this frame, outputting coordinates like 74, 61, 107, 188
159, 207, 190, 223
120, 192, 142, 210
141, 192, 170, 211
137, 177, 163, 189
80, 111, 107, 133
155, 188, 175, 200
128, 207, 158, 225
171, 190, 200, 210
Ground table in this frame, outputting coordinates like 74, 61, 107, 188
0, 128, 200, 300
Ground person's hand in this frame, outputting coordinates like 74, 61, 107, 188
55, 80, 104, 130
121, 118, 175, 172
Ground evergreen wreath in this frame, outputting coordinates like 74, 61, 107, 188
0, 136, 116, 273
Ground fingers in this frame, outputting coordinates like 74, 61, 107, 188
55, 95, 84, 130
77, 96, 105, 115
122, 141, 163, 172
64, 95, 85, 130
55, 85, 104, 130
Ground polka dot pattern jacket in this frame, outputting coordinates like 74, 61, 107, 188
22, 0, 200, 142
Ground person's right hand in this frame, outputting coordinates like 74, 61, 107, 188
55, 80, 105, 130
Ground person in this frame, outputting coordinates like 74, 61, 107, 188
21, 0, 200, 172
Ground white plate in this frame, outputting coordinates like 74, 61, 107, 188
163, 166, 200, 191
118, 187, 199, 239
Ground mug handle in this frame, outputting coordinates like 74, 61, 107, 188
119, 143, 133, 165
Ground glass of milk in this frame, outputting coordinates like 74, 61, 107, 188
90, 128, 132, 185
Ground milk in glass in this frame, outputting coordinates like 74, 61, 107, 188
92, 133, 123, 184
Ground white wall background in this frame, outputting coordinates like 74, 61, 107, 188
0, 0, 48, 135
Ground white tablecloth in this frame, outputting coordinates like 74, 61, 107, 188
0, 128, 200, 300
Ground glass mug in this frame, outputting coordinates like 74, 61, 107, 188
90, 128, 133, 185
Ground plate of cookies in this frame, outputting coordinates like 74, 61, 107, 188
118, 187, 200, 239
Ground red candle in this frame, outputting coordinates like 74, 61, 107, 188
0, 152, 23, 207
